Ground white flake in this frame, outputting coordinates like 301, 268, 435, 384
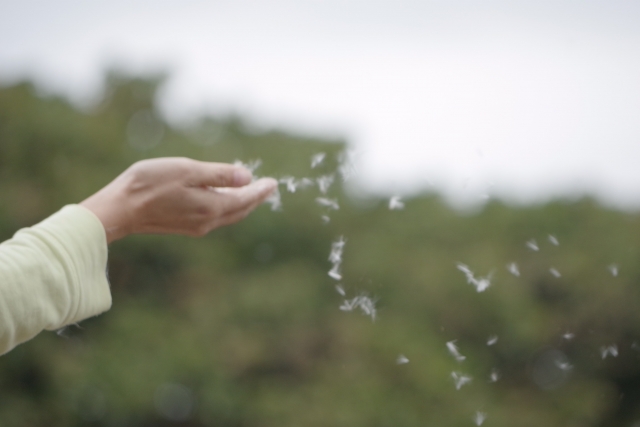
316, 197, 340, 210
321, 215, 330, 224
600, 345, 618, 359
446, 340, 466, 362
339, 300, 355, 312
396, 354, 410, 365
339, 294, 377, 321
265, 187, 282, 211
298, 177, 314, 189
328, 236, 346, 264
316, 174, 334, 194
489, 369, 500, 383
549, 268, 561, 278
609, 264, 619, 277
474, 411, 487, 426
328, 236, 345, 281
526, 239, 539, 251
487, 335, 498, 346
555, 359, 573, 372
328, 264, 342, 281
388, 196, 405, 210
506, 262, 520, 277
278, 177, 313, 193
233, 159, 262, 173
451, 371, 472, 390
548, 234, 560, 246
335, 284, 346, 296
456, 263, 493, 292
311, 152, 326, 168
279, 176, 298, 193
563, 332, 575, 340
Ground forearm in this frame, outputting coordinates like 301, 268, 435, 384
0, 205, 112, 355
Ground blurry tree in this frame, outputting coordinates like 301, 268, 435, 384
1, 71, 640, 426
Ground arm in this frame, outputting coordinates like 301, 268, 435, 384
0, 205, 111, 355
80, 157, 277, 243
0, 157, 277, 355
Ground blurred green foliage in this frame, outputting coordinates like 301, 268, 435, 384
2, 72, 640, 427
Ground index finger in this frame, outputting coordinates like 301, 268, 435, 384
210, 178, 278, 214
191, 160, 253, 188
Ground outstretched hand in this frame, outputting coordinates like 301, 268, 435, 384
80, 157, 277, 243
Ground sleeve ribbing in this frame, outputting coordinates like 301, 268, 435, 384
0, 205, 112, 355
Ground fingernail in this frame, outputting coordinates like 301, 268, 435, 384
233, 168, 252, 186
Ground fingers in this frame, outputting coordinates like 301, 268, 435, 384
206, 178, 278, 216
187, 177, 277, 235
191, 160, 253, 188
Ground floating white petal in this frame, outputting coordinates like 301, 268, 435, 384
311, 152, 326, 168
549, 268, 561, 278
396, 354, 410, 365
457, 263, 493, 292
474, 411, 487, 426
600, 345, 618, 359
388, 196, 405, 210
446, 340, 466, 362
316, 197, 340, 210
506, 262, 520, 277
451, 371, 472, 390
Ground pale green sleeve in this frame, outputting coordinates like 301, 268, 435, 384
0, 205, 112, 355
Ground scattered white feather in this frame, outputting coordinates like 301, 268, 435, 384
311, 152, 326, 168
609, 264, 619, 277
456, 263, 493, 292
549, 268, 561, 278
474, 411, 487, 426
328, 236, 345, 280
316, 174, 334, 194
279, 176, 298, 193
321, 215, 330, 224
548, 234, 560, 246
446, 340, 466, 362
451, 371, 472, 390
335, 284, 346, 296
265, 187, 282, 211
388, 196, 405, 210
600, 345, 618, 359
555, 359, 573, 372
298, 177, 314, 189
328, 264, 342, 281
339, 294, 377, 321
233, 159, 262, 173
329, 236, 346, 264
487, 335, 498, 346
489, 369, 500, 383
316, 197, 340, 210
506, 262, 520, 277
563, 332, 575, 340
526, 239, 539, 251
396, 354, 410, 365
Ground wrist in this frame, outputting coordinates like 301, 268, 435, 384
80, 182, 132, 244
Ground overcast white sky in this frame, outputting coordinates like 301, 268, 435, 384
1, 0, 640, 209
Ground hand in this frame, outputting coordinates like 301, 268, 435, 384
80, 157, 277, 243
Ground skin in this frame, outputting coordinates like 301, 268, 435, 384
80, 157, 278, 244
